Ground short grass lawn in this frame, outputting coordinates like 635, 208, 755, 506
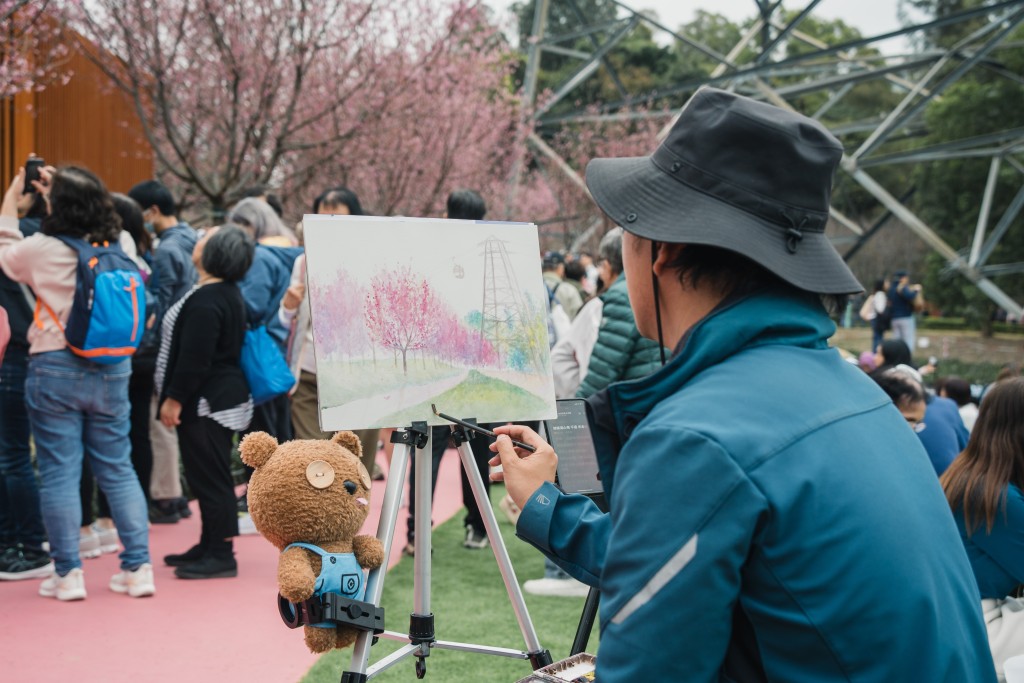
300, 486, 599, 682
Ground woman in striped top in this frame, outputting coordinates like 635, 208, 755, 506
159, 226, 254, 579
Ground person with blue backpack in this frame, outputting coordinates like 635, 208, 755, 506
0, 164, 154, 601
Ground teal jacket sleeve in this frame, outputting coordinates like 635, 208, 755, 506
523, 425, 764, 682
970, 485, 1024, 583
516, 481, 609, 586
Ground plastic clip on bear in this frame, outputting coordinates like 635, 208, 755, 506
240, 430, 385, 653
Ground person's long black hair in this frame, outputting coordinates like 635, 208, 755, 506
876, 339, 913, 373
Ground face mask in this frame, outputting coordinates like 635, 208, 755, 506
144, 222, 156, 234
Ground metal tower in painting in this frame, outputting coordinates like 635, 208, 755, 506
479, 236, 545, 369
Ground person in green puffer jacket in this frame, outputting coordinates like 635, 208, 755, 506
576, 227, 666, 399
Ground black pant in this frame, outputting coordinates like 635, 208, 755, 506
177, 417, 238, 544
241, 393, 292, 484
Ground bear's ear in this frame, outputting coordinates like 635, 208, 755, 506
331, 430, 362, 458
239, 432, 279, 469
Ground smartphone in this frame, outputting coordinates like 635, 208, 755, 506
24, 157, 44, 194
544, 398, 603, 497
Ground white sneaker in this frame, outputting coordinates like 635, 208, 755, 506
91, 522, 120, 554
523, 576, 590, 598
109, 563, 155, 598
79, 530, 102, 559
237, 513, 259, 536
39, 568, 87, 601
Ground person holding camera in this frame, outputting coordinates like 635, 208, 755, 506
0, 164, 154, 600
490, 88, 994, 681
888, 269, 922, 352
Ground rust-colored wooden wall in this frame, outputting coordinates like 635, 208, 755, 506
0, 35, 153, 195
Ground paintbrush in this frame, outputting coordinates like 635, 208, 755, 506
430, 404, 537, 453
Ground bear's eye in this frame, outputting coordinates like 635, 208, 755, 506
343, 480, 357, 495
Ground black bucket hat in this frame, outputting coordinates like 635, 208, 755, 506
585, 87, 863, 295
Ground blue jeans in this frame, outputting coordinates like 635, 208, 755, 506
0, 348, 46, 549
25, 350, 150, 574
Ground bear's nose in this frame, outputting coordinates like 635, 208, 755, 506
344, 480, 357, 495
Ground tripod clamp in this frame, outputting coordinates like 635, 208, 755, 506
390, 421, 430, 450
278, 592, 385, 635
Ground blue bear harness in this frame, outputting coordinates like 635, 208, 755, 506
284, 542, 366, 629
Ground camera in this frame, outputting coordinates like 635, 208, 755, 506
24, 157, 44, 194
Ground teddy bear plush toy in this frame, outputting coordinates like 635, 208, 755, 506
240, 430, 385, 653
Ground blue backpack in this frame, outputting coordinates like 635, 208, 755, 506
35, 235, 146, 364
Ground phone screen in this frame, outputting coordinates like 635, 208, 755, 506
24, 158, 44, 194
544, 398, 603, 496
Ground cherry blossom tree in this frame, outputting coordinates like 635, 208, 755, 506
364, 265, 445, 375
298, 1, 526, 221
309, 268, 368, 361
72, 0, 474, 217
0, 0, 74, 98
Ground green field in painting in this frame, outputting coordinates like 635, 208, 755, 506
376, 370, 549, 426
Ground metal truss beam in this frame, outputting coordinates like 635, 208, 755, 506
854, 8, 1024, 160
533, 15, 639, 120
976, 183, 1024, 268
518, 0, 1024, 316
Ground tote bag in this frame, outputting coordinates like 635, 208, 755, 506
241, 325, 296, 405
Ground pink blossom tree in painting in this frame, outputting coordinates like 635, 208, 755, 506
364, 265, 444, 376
310, 268, 368, 361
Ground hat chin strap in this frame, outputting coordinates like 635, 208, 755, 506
652, 240, 667, 366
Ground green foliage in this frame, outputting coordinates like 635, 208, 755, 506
300, 486, 597, 683
908, 7, 1024, 321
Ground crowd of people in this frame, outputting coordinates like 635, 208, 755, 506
0, 161, 534, 597
1, 85, 1023, 682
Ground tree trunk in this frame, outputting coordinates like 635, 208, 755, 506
401, 348, 408, 375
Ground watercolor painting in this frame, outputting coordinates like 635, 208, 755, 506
303, 215, 557, 431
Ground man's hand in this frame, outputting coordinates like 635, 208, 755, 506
159, 398, 183, 428
488, 425, 558, 511
282, 282, 305, 311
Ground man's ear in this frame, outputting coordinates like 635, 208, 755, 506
652, 242, 685, 279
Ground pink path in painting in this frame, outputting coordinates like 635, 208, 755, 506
0, 449, 466, 683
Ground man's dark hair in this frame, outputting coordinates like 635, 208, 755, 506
127, 179, 176, 217
944, 378, 972, 407
44, 166, 122, 243
313, 186, 364, 216
871, 369, 925, 410
202, 226, 255, 282
657, 243, 845, 313
564, 260, 586, 283
446, 189, 486, 220
112, 192, 151, 255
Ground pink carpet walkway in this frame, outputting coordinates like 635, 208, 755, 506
0, 449, 466, 683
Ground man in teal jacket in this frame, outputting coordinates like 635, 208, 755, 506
491, 88, 995, 682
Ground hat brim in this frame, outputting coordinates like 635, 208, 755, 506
586, 156, 863, 295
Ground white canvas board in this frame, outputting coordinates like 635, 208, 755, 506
303, 215, 557, 431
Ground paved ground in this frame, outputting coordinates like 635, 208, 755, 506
0, 449, 466, 683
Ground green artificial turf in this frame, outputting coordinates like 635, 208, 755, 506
300, 485, 599, 683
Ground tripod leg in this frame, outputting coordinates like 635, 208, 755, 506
345, 441, 414, 678
456, 441, 552, 669
409, 432, 435, 675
